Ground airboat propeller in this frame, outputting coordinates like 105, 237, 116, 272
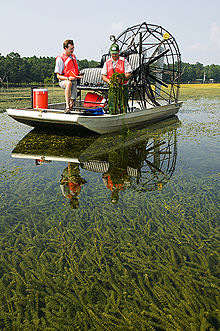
112, 22, 181, 108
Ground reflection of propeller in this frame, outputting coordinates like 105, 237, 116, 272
145, 159, 164, 174
145, 141, 166, 154
130, 130, 178, 192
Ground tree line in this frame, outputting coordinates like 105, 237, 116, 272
0, 52, 219, 85
0, 53, 99, 86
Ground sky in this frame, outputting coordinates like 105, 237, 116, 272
0, 0, 219, 65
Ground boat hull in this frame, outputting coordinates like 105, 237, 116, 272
7, 102, 182, 134
6, 109, 94, 134
78, 102, 182, 134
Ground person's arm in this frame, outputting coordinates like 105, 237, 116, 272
56, 73, 67, 81
56, 73, 76, 81
101, 74, 110, 84
125, 72, 131, 81
124, 59, 132, 81
101, 62, 110, 84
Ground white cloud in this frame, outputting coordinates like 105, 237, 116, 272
210, 22, 220, 48
107, 22, 124, 35
188, 42, 208, 52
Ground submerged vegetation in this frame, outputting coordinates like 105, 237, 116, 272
0, 171, 219, 330
0, 90, 219, 329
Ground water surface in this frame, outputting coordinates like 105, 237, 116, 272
0, 99, 219, 330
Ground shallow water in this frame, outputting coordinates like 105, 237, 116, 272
0, 99, 219, 330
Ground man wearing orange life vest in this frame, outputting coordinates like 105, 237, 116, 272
60, 162, 87, 209
55, 39, 82, 113
101, 43, 132, 114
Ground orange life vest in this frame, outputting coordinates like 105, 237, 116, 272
69, 181, 81, 195
106, 57, 128, 83
57, 52, 79, 77
106, 175, 124, 191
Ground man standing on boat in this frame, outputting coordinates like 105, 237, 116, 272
101, 43, 132, 114
55, 39, 81, 113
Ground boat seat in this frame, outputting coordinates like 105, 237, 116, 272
79, 68, 108, 89
81, 161, 109, 173
128, 53, 143, 71
127, 166, 139, 177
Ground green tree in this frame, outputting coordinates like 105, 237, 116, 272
78, 59, 99, 70
205, 64, 220, 82
2, 53, 219, 84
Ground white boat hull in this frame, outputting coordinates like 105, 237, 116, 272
7, 102, 182, 134
78, 102, 182, 134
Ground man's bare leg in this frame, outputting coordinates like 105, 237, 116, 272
69, 99, 75, 110
64, 81, 72, 110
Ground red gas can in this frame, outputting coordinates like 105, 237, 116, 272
83, 92, 106, 108
33, 89, 48, 109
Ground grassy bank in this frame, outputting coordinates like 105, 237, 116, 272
179, 83, 220, 100
0, 86, 64, 110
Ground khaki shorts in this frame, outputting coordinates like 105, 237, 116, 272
59, 80, 77, 100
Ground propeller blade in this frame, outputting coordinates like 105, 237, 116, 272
145, 159, 164, 174
148, 39, 166, 60
146, 49, 169, 66
148, 84, 160, 106
145, 141, 166, 154
147, 73, 168, 88
144, 77, 160, 106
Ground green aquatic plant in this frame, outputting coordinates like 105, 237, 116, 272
108, 72, 126, 115
0, 181, 219, 330
0, 106, 219, 329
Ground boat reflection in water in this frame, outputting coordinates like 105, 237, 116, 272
11, 117, 181, 206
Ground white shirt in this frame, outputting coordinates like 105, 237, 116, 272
54, 57, 65, 74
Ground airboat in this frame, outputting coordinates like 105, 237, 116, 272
7, 22, 182, 134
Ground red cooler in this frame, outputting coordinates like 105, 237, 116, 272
33, 89, 48, 109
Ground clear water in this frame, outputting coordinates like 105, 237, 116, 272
0, 99, 219, 330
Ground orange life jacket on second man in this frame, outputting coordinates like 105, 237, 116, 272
69, 181, 81, 195
57, 52, 79, 77
106, 175, 124, 191
106, 57, 128, 84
